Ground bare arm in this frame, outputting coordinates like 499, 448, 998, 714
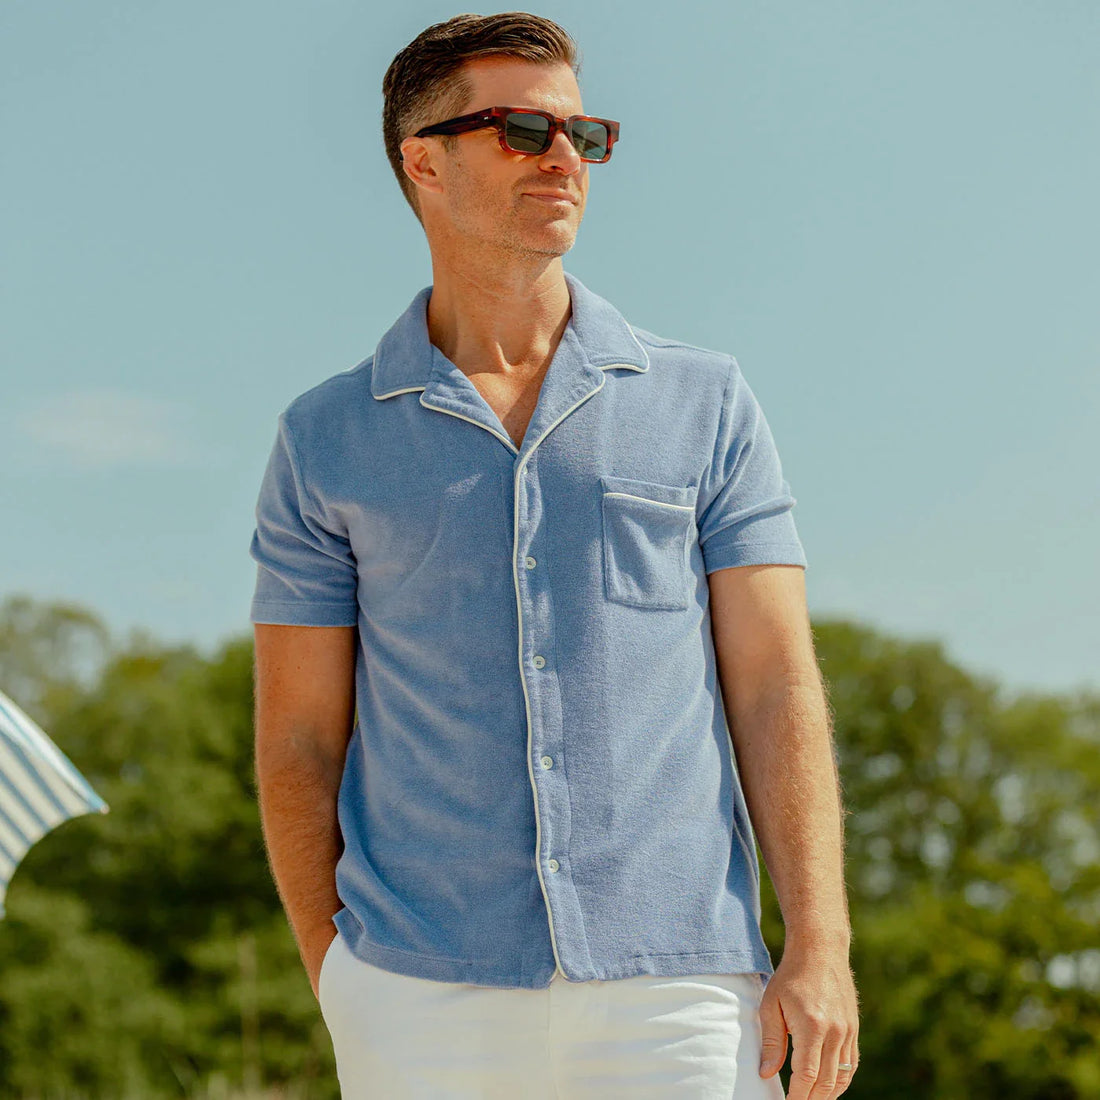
253, 623, 357, 998
708, 563, 848, 947
708, 563, 859, 1094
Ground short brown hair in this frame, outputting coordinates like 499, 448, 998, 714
382, 12, 582, 225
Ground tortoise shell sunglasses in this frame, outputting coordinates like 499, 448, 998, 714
409, 106, 620, 164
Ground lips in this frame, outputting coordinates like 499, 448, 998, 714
523, 192, 578, 205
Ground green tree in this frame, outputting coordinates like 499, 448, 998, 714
758, 619, 1100, 1098
0, 608, 336, 1099
1, 597, 1098, 1097
0, 594, 111, 725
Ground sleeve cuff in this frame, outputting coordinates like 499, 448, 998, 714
249, 599, 359, 627
701, 539, 808, 575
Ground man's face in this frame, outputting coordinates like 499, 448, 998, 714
406, 57, 590, 259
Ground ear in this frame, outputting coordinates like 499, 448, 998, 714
399, 137, 445, 199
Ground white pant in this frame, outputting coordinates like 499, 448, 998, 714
318, 930, 786, 1099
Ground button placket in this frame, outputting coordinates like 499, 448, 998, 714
513, 448, 571, 974
508, 365, 608, 983
527, 566, 557, 875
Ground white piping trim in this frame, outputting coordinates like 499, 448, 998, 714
373, 385, 428, 400
418, 396, 519, 454
374, 356, 642, 400
598, 359, 647, 372
513, 372, 608, 980
373, 357, 649, 977
625, 327, 651, 370
603, 492, 694, 512
375, 356, 646, 400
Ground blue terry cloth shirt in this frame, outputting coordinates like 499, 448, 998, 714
249, 270, 807, 990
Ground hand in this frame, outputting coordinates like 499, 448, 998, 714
757, 942, 860, 1099
305, 926, 340, 1001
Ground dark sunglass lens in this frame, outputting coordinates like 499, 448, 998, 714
505, 112, 551, 153
570, 120, 610, 161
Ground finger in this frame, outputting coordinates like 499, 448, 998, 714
757, 987, 788, 1079
805, 1028, 845, 1099
831, 1039, 858, 1097
786, 1032, 824, 1100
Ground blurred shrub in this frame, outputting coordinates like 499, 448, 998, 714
1, 597, 1098, 1098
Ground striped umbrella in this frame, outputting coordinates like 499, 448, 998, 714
0, 687, 109, 917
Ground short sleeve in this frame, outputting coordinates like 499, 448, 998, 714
249, 413, 360, 626
696, 356, 807, 574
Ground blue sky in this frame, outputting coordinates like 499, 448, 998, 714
2, 1, 1097, 697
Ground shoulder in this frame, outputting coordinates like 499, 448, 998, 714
278, 354, 376, 438
263, 355, 380, 482
627, 323, 737, 392
281, 354, 373, 418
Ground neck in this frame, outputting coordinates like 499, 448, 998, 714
425, 256, 571, 379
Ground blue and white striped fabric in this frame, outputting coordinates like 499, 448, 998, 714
0, 687, 109, 917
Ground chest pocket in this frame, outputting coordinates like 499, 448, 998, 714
600, 474, 699, 610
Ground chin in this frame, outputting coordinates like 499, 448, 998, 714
501, 224, 579, 257
533, 233, 578, 257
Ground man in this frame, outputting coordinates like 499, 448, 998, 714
250, 11, 859, 1099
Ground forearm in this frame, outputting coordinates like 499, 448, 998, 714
728, 677, 851, 951
255, 728, 345, 955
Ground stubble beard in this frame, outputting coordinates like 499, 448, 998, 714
449, 167, 579, 260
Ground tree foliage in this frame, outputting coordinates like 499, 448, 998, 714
0, 596, 1097, 1098
760, 620, 1100, 1098
0, 598, 335, 1099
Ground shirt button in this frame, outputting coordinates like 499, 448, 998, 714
547, 858, 560, 873
525, 556, 537, 569
540, 755, 554, 769
532, 655, 546, 669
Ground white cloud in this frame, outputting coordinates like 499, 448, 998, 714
19, 388, 200, 470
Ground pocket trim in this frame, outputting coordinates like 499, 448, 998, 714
603, 491, 695, 512
599, 474, 698, 510
600, 475, 698, 610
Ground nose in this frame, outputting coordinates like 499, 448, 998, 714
539, 125, 584, 173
